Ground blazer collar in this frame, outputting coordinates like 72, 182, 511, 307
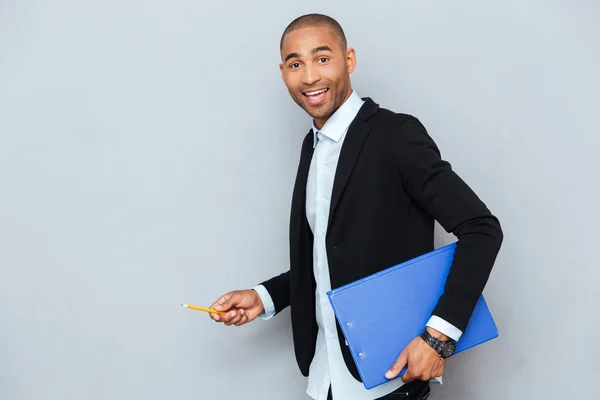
356, 97, 379, 122
311, 91, 365, 148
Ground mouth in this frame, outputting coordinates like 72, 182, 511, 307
302, 88, 329, 106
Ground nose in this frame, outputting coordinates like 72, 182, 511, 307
301, 64, 321, 86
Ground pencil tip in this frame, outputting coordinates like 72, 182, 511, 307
181, 304, 187, 307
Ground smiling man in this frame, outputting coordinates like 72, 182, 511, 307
209, 13, 503, 400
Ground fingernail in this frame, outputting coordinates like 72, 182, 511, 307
214, 315, 220, 321
214, 305, 222, 311
385, 370, 393, 379
240, 309, 245, 315
230, 311, 236, 317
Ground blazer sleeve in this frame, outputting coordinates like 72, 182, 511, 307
258, 270, 291, 315
393, 116, 504, 332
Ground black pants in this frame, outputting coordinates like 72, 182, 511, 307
326, 380, 430, 400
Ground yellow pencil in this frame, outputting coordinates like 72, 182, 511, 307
181, 304, 227, 315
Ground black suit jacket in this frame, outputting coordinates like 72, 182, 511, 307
260, 97, 503, 382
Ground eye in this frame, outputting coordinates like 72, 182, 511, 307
290, 62, 301, 69
317, 57, 329, 63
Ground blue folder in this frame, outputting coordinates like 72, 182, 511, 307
326, 242, 498, 390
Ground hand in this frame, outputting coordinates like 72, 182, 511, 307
385, 327, 447, 383
209, 289, 265, 327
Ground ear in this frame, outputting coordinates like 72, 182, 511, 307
346, 48, 357, 74
280, 63, 285, 80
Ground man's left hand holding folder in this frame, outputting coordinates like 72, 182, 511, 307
385, 327, 448, 382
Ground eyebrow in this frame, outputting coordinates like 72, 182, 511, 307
284, 46, 334, 63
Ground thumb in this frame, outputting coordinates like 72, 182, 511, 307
385, 349, 408, 380
214, 292, 240, 312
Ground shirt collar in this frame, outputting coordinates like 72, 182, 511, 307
312, 90, 364, 148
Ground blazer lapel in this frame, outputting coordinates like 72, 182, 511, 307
328, 98, 379, 229
296, 130, 315, 201
327, 120, 369, 229
290, 129, 315, 240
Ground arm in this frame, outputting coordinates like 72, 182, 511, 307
394, 116, 503, 331
208, 271, 291, 326
385, 116, 503, 383
425, 316, 462, 341
252, 285, 276, 320
257, 270, 291, 316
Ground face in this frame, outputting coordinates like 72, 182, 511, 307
280, 26, 356, 129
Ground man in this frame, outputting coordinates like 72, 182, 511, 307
209, 13, 503, 400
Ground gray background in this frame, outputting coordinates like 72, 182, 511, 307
1, 1, 598, 399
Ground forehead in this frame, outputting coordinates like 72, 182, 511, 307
281, 26, 342, 58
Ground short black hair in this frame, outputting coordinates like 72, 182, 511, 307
280, 13, 347, 52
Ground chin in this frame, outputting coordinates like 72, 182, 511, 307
304, 103, 334, 120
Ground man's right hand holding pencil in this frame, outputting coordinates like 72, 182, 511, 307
209, 289, 265, 327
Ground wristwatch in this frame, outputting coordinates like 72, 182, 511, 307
420, 329, 456, 359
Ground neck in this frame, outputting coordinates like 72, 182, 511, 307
313, 87, 353, 130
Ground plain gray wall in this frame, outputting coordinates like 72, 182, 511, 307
1, 1, 598, 399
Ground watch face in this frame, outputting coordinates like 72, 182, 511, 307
442, 341, 456, 357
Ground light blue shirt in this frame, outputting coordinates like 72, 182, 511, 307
254, 91, 461, 399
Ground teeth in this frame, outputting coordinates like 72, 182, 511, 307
306, 89, 327, 96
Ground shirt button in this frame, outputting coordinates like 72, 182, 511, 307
328, 333, 334, 339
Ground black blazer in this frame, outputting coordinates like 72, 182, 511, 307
260, 97, 503, 382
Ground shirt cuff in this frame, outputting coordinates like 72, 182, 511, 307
252, 284, 276, 320
426, 315, 463, 341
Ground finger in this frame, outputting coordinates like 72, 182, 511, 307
227, 315, 244, 326
229, 309, 245, 325
401, 367, 415, 384
399, 365, 408, 381
209, 312, 222, 322
413, 358, 441, 382
385, 349, 408, 379
219, 309, 238, 325
431, 361, 445, 379
234, 314, 249, 326
224, 310, 241, 326
420, 355, 444, 380
235, 308, 247, 323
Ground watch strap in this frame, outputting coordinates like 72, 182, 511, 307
420, 329, 455, 359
